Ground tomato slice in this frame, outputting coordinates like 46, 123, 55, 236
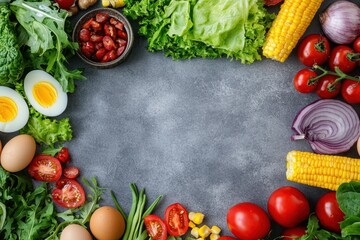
63, 166, 80, 179
164, 203, 189, 236
52, 178, 86, 208
28, 154, 62, 182
144, 215, 167, 240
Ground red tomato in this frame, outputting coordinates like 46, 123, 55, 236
341, 79, 360, 104
144, 215, 167, 240
281, 226, 306, 240
268, 186, 310, 228
63, 166, 80, 179
56, 147, 70, 164
164, 203, 189, 236
297, 34, 330, 67
103, 36, 116, 51
95, 48, 107, 60
315, 192, 344, 233
95, 13, 109, 24
218, 237, 237, 240
316, 75, 341, 99
28, 154, 62, 182
264, 0, 283, 6
293, 68, 318, 93
79, 29, 91, 42
353, 37, 360, 53
227, 202, 270, 240
329, 45, 358, 73
52, 178, 85, 208
55, 0, 74, 9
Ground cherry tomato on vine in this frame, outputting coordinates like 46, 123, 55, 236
329, 45, 358, 73
316, 75, 341, 99
164, 203, 189, 236
227, 202, 271, 240
293, 68, 318, 93
281, 226, 306, 240
268, 186, 310, 228
297, 34, 330, 67
28, 154, 62, 182
218, 237, 237, 240
144, 215, 167, 240
353, 37, 360, 53
52, 178, 85, 208
55, 0, 75, 9
57, 147, 70, 164
341, 80, 360, 104
315, 192, 344, 233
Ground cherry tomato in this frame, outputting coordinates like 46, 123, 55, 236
90, 35, 104, 43
52, 178, 85, 208
63, 166, 80, 179
353, 37, 360, 53
103, 36, 116, 51
227, 202, 270, 240
55, 0, 74, 9
164, 203, 189, 236
263, 0, 283, 6
104, 24, 117, 40
95, 48, 107, 60
28, 154, 62, 182
293, 68, 318, 93
81, 42, 95, 59
341, 79, 360, 104
79, 29, 91, 42
329, 45, 358, 73
316, 75, 341, 99
56, 147, 70, 164
281, 226, 306, 240
144, 215, 167, 240
95, 13, 109, 24
82, 18, 94, 30
297, 34, 330, 67
218, 237, 237, 240
117, 30, 128, 40
268, 186, 310, 228
315, 192, 344, 233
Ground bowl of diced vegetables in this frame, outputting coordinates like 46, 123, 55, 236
72, 8, 134, 68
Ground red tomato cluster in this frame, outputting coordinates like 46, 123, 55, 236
225, 186, 344, 240
78, 13, 128, 63
294, 34, 360, 104
27, 147, 84, 208
144, 203, 189, 240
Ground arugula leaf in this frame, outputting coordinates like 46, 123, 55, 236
298, 214, 341, 240
42, 146, 63, 156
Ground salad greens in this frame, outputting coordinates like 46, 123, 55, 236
10, 0, 85, 93
0, 3, 24, 87
123, 0, 274, 63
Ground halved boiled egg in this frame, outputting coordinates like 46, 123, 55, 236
0, 86, 29, 133
24, 70, 68, 117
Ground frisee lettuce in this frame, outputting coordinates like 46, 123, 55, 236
123, 0, 274, 63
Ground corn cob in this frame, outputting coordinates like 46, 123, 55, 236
286, 151, 360, 191
262, 0, 324, 62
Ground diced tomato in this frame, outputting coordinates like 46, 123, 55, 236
28, 154, 62, 182
96, 13, 109, 24
81, 18, 94, 30
109, 50, 117, 61
91, 20, 102, 32
90, 34, 104, 43
52, 178, 86, 208
117, 30, 127, 40
116, 39, 127, 48
81, 42, 95, 58
103, 36, 116, 51
96, 48, 107, 60
79, 29, 91, 42
117, 46, 125, 57
104, 24, 117, 39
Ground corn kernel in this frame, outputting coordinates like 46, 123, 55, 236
199, 225, 211, 238
189, 221, 196, 228
191, 227, 200, 238
211, 225, 221, 235
210, 233, 220, 240
189, 212, 205, 225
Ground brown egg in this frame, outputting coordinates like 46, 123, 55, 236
60, 224, 92, 240
0, 134, 36, 172
0, 140, 2, 156
90, 206, 125, 240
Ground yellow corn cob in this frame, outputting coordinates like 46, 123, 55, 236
262, 0, 324, 62
286, 151, 360, 191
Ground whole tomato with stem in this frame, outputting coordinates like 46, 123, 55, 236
329, 45, 359, 73
316, 75, 341, 99
268, 186, 310, 228
227, 202, 270, 240
341, 79, 360, 104
297, 34, 331, 67
315, 192, 344, 233
293, 68, 318, 93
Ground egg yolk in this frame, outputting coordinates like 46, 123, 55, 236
0, 97, 18, 122
32, 81, 57, 107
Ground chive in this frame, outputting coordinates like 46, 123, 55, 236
122, 183, 139, 240
110, 190, 127, 222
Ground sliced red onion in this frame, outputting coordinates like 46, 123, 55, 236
291, 99, 360, 154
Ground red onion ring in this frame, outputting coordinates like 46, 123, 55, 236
291, 99, 360, 154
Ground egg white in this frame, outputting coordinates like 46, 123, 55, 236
24, 70, 68, 117
0, 86, 29, 133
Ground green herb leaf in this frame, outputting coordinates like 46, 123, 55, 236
337, 181, 360, 217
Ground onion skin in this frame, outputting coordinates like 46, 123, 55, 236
320, 1, 360, 44
291, 99, 360, 154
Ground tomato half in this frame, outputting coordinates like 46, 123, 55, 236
297, 34, 330, 67
329, 45, 358, 73
315, 192, 344, 233
218, 237, 237, 240
28, 154, 62, 182
164, 203, 189, 236
227, 202, 270, 240
341, 80, 360, 104
315, 75, 341, 99
144, 214, 167, 240
268, 186, 310, 228
52, 178, 86, 208
293, 68, 318, 93
281, 226, 306, 240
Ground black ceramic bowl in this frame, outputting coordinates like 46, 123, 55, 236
72, 8, 134, 68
